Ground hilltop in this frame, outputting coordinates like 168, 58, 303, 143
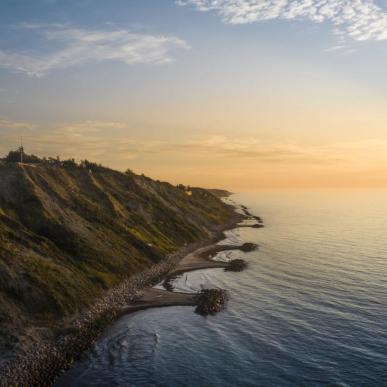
0, 153, 235, 358
206, 189, 233, 198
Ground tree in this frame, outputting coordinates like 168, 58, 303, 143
5, 149, 41, 163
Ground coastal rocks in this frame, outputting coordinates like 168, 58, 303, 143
239, 242, 258, 252
239, 204, 264, 225
238, 222, 264, 229
195, 289, 227, 316
250, 215, 263, 223
162, 278, 174, 291
0, 256, 180, 387
250, 223, 264, 228
225, 259, 248, 272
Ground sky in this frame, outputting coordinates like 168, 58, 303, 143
1, 0, 387, 189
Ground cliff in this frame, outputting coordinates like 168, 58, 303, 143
0, 162, 234, 356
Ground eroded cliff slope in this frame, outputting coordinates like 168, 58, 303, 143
0, 162, 234, 354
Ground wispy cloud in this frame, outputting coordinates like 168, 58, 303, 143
0, 119, 163, 162
170, 135, 334, 164
0, 24, 188, 77
0, 116, 35, 130
2, 120, 387, 173
59, 120, 129, 134
156, 134, 387, 167
178, 0, 387, 43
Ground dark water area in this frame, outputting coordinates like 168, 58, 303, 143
56, 190, 387, 386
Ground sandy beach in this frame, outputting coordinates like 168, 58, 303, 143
121, 238, 259, 313
164, 242, 257, 281
120, 288, 197, 314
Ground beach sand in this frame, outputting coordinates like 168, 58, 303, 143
124, 240, 259, 312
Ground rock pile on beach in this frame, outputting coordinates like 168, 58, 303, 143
250, 223, 264, 228
225, 259, 248, 272
239, 242, 258, 252
195, 289, 227, 315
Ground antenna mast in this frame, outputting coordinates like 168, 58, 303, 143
20, 136, 23, 163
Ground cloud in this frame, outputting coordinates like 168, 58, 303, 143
170, 135, 328, 163
0, 119, 166, 163
0, 117, 35, 130
156, 135, 387, 168
0, 24, 188, 76
178, 0, 387, 42
2, 120, 387, 173
59, 120, 129, 134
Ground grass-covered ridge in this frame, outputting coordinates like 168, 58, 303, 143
0, 157, 234, 354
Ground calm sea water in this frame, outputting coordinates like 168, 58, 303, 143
56, 190, 387, 387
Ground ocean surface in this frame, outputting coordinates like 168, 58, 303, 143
56, 190, 387, 386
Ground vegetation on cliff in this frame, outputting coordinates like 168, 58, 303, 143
0, 151, 235, 356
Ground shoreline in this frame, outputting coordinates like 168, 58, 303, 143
162, 242, 258, 289
120, 288, 197, 314
0, 201, 261, 387
121, 241, 259, 314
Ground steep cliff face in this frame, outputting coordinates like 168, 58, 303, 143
0, 163, 234, 352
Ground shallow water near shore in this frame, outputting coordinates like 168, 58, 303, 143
56, 190, 387, 386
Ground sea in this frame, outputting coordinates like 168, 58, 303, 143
55, 190, 387, 386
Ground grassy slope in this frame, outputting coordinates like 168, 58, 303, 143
0, 163, 234, 352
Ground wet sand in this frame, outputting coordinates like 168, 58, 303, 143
118, 240, 259, 314
167, 242, 258, 278
125, 240, 259, 311
120, 288, 197, 314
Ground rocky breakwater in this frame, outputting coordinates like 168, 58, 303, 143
195, 289, 228, 315
0, 238, 217, 387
